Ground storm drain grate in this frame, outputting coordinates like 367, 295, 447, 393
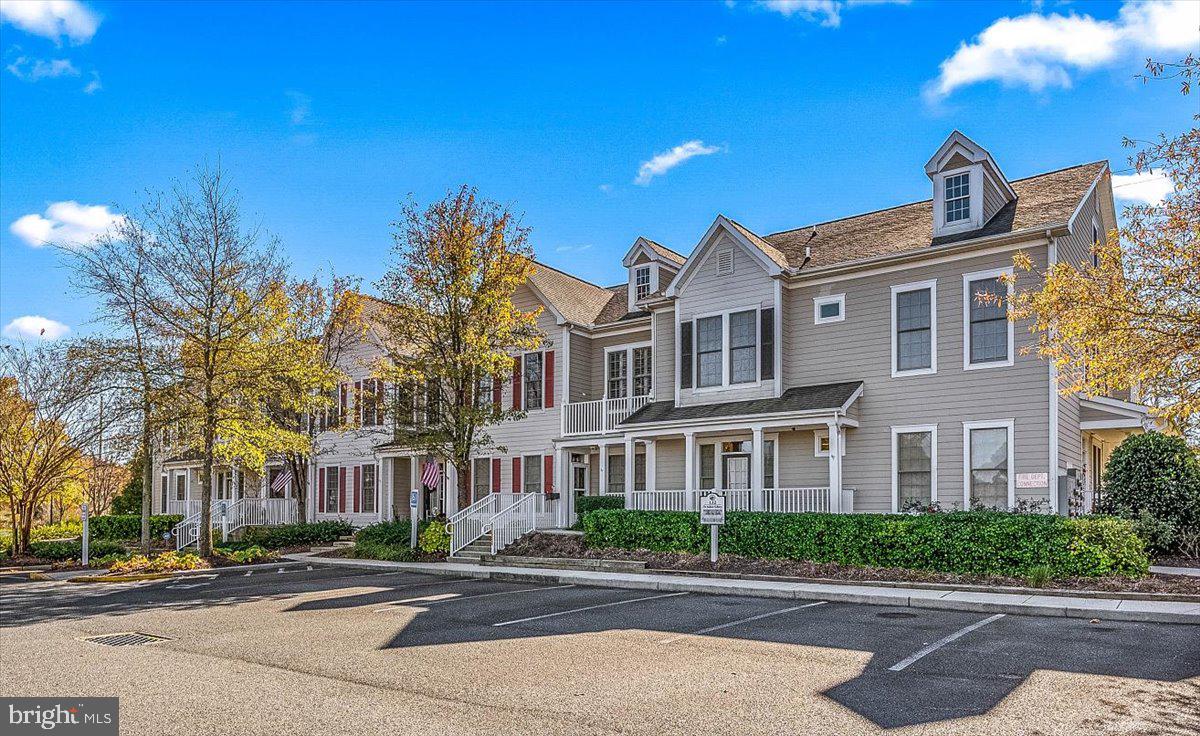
82, 632, 168, 647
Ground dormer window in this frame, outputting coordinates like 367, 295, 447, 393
634, 266, 651, 301
944, 173, 971, 223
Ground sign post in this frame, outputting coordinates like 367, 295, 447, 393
409, 490, 420, 549
699, 492, 725, 564
80, 502, 90, 567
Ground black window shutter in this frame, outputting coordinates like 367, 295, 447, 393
760, 308, 775, 380
680, 321, 694, 389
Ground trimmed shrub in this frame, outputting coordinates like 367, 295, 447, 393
352, 541, 421, 562
238, 521, 354, 549
355, 520, 415, 546
581, 509, 1149, 578
31, 521, 83, 541
109, 551, 204, 574
215, 545, 278, 564
91, 514, 184, 541
29, 539, 126, 561
418, 520, 450, 553
575, 496, 625, 516
1098, 431, 1200, 555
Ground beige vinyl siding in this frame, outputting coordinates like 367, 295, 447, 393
780, 286, 796, 391
653, 307, 675, 399
776, 430, 831, 487
568, 332, 592, 403
654, 438, 685, 489
676, 231, 777, 407
982, 174, 1008, 223
785, 245, 1052, 512
584, 329, 652, 400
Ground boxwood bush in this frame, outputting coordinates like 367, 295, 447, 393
1098, 431, 1200, 555
581, 509, 1149, 578
29, 539, 126, 561
575, 495, 625, 516
237, 521, 354, 549
91, 514, 184, 540
352, 520, 444, 560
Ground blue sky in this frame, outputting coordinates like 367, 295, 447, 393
1, 0, 1196, 340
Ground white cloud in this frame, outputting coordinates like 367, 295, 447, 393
634, 140, 721, 186
6, 55, 79, 81
82, 70, 100, 93
10, 200, 125, 248
928, 0, 1200, 100
755, 0, 908, 27
598, 183, 613, 193
286, 90, 312, 125
3, 315, 70, 341
0, 0, 100, 45
1111, 171, 1174, 206
554, 244, 593, 253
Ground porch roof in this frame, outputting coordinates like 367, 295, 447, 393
621, 381, 863, 427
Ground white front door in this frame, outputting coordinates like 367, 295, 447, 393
723, 456, 750, 490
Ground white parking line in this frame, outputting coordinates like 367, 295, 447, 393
659, 601, 827, 644
493, 592, 688, 628
888, 613, 1006, 672
374, 584, 576, 612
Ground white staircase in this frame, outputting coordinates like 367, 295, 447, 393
448, 493, 558, 559
174, 498, 297, 550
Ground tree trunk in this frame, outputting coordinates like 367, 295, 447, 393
140, 418, 153, 553
290, 455, 308, 522
457, 455, 472, 510
199, 418, 215, 556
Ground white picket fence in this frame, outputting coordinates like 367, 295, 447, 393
613, 488, 854, 513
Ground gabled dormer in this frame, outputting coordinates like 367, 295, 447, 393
924, 131, 1016, 238
622, 237, 685, 312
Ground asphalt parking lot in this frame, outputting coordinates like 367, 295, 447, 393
2, 564, 1198, 735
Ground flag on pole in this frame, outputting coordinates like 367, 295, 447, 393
421, 459, 440, 489
270, 467, 291, 495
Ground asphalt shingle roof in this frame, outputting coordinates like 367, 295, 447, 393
621, 381, 863, 426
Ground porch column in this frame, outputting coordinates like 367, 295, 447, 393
259, 468, 267, 500
556, 446, 571, 527
598, 445, 609, 497
624, 435, 636, 508
827, 419, 842, 513
684, 430, 697, 511
445, 462, 459, 518
383, 458, 393, 520
751, 426, 765, 511
646, 440, 657, 492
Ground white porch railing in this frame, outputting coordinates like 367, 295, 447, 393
616, 488, 854, 514
173, 497, 298, 550
489, 493, 554, 554
563, 395, 652, 436
166, 500, 203, 517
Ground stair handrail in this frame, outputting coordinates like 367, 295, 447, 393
489, 494, 542, 555
449, 492, 507, 556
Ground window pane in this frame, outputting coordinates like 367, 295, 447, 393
607, 351, 627, 398
730, 346, 756, 383
897, 329, 932, 370
970, 427, 1009, 507
632, 347, 652, 396
897, 289, 930, 330
608, 455, 624, 493
896, 432, 932, 505
699, 445, 715, 490
696, 316, 722, 352
764, 440, 775, 489
473, 458, 490, 496
698, 351, 722, 388
524, 353, 543, 409
729, 310, 755, 348
634, 453, 646, 492
945, 173, 970, 224
819, 301, 840, 319
524, 455, 542, 493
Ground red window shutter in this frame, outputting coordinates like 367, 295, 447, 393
492, 376, 501, 406
544, 455, 554, 494
511, 356, 522, 410
544, 351, 555, 408
339, 467, 347, 513
491, 458, 501, 492
353, 465, 361, 513
318, 467, 325, 511
512, 457, 521, 493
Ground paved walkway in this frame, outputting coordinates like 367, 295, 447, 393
1151, 565, 1200, 578
287, 553, 1200, 625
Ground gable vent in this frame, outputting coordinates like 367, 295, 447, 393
715, 249, 734, 276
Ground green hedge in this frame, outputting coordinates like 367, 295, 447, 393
237, 521, 355, 550
576, 496, 625, 516
353, 520, 444, 560
91, 515, 184, 540
29, 539, 126, 561
581, 510, 1149, 578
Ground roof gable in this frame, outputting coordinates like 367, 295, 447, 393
664, 215, 785, 298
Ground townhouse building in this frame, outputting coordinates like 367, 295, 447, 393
152, 132, 1153, 554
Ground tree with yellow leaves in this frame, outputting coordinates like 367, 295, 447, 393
1008, 56, 1199, 438
376, 186, 543, 510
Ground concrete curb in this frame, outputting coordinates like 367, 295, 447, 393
287, 553, 1200, 625
39, 559, 307, 582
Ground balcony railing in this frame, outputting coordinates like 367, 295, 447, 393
610, 487, 855, 514
563, 394, 652, 436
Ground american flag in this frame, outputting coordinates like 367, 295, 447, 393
270, 467, 291, 494
421, 459, 440, 489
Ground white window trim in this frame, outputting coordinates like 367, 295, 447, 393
891, 424, 938, 512
932, 165, 982, 237
690, 306, 762, 393
628, 263, 659, 311
890, 278, 938, 378
813, 428, 846, 458
962, 267, 1014, 371
521, 350, 546, 413
604, 341, 653, 399
521, 453, 546, 493
962, 419, 1015, 509
361, 463, 377, 514
472, 456, 494, 497
813, 293, 846, 324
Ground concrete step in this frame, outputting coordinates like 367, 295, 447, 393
330, 541, 354, 549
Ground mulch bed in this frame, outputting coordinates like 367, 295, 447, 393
504, 533, 1200, 596
1154, 555, 1200, 569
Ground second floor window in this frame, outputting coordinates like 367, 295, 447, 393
894, 284, 935, 374
606, 350, 628, 399
967, 277, 1008, 365
475, 374, 492, 409
632, 347, 652, 396
523, 352, 543, 410
728, 309, 757, 384
696, 316, 722, 388
944, 172, 970, 223
634, 266, 651, 300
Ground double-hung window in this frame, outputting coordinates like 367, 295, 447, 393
175, 473, 186, 501
473, 458, 491, 499
944, 172, 970, 224
606, 350, 628, 398
523, 455, 543, 493
964, 421, 1013, 509
728, 310, 757, 384
607, 455, 625, 494
523, 352, 543, 410
893, 426, 935, 510
892, 281, 936, 376
964, 269, 1012, 368
696, 316, 723, 388
361, 464, 376, 514
634, 266, 651, 301
475, 374, 492, 409
632, 347, 652, 397
325, 466, 339, 513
